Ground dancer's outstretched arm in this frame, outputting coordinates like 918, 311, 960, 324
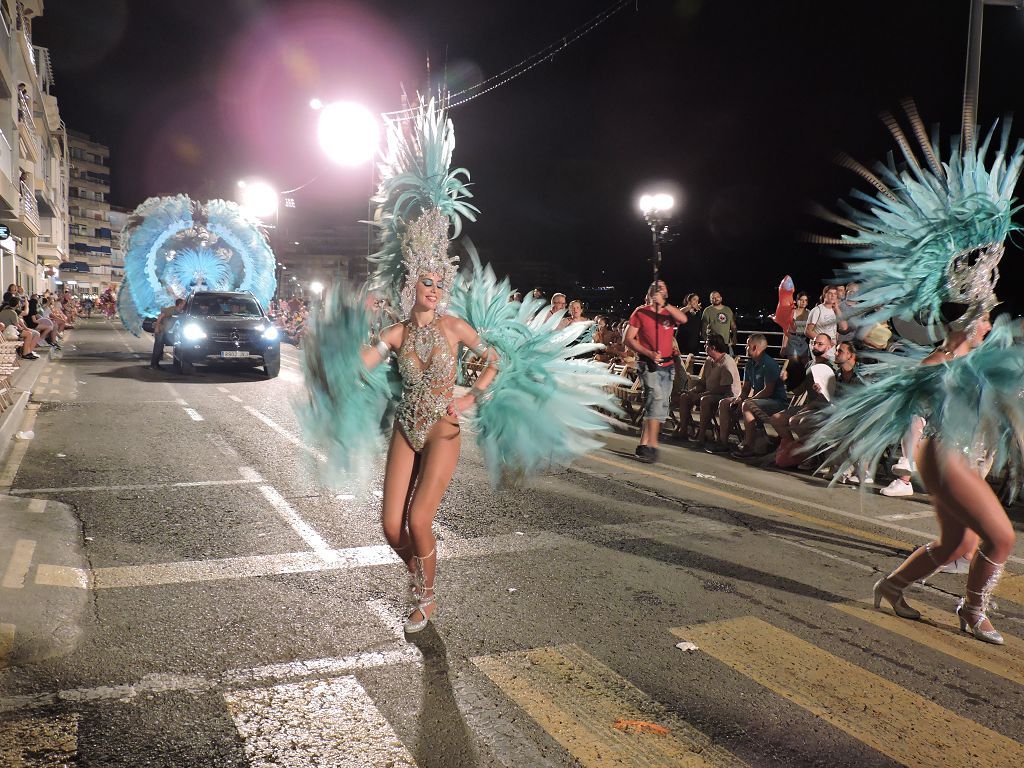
359, 322, 404, 369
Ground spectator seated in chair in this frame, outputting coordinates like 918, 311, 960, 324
707, 333, 787, 456
773, 333, 836, 467
677, 334, 740, 446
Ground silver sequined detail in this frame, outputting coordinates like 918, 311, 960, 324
395, 319, 457, 452
944, 241, 1003, 330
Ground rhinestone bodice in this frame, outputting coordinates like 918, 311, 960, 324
395, 318, 457, 452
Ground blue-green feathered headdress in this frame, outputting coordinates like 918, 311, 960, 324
811, 100, 1024, 335
117, 195, 277, 334
367, 98, 478, 317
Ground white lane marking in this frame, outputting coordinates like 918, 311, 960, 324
878, 510, 935, 521
228, 395, 243, 403
34, 529, 569, 590
27, 499, 46, 514
183, 407, 204, 421
216, 386, 230, 393
215, 442, 240, 459
280, 369, 302, 383
1, 540, 36, 589
12, 476, 264, 495
225, 677, 417, 768
176, 398, 189, 406
37, 376, 49, 384
0, 646, 422, 715
0, 406, 40, 489
164, 383, 182, 399
258, 485, 335, 559
0, 713, 79, 765
244, 407, 326, 462
238, 466, 264, 482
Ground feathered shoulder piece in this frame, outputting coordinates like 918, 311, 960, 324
117, 195, 277, 334
367, 99, 479, 315
450, 257, 626, 487
807, 315, 1024, 498
811, 100, 1024, 334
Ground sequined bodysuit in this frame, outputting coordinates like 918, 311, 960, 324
395, 318, 457, 452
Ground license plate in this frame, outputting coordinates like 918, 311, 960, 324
221, 351, 249, 358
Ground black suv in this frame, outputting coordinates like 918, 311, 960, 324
171, 291, 280, 377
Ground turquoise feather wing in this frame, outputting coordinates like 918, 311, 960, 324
451, 259, 625, 486
295, 284, 401, 487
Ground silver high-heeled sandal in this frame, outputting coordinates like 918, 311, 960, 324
955, 549, 1005, 645
404, 549, 436, 634
873, 574, 921, 620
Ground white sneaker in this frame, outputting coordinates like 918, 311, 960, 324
879, 478, 914, 497
891, 456, 915, 477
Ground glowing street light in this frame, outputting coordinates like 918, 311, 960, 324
316, 101, 379, 166
310, 280, 324, 296
237, 179, 279, 220
638, 193, 675, 218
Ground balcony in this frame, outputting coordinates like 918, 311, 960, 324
16, 177, 39, 234
17, 91, 38, 162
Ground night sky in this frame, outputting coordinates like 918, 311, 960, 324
33, 0, 1024, 314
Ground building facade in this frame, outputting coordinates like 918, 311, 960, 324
61, 130, 113, 296
0, 0, 69, 296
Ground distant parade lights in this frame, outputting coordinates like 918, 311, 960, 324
314, 100, 379, 166
237, 179, 279, 220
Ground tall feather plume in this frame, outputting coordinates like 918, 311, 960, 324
900, 98, 943, 179
834, 153, 897, 201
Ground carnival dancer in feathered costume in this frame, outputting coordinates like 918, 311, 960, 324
117, 195, 276, 335
297, 100, 621, 634
809, 100, 1023, 645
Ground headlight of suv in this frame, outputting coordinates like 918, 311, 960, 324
261, 326, 280, 341
182, 323, 207, 341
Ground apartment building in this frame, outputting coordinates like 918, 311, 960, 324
63, 130, 114, 296
0, 0, 69, 296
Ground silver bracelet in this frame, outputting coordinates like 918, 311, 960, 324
374, 340, 390, 360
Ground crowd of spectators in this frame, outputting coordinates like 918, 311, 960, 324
524, 279, 934, 498
0, 285, 79, 360
267, 297, 311, 347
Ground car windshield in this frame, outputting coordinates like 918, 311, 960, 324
192, 297, 262, 317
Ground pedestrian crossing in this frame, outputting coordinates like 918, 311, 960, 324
1, 603, 1021, 767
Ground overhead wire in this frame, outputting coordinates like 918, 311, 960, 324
381, 0, 633, 120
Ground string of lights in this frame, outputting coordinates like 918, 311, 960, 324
381, 0, 633, 120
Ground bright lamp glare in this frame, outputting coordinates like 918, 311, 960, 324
239, 181, 278, 219
317, 102, 379, 166
639, 192, 675, 215
310, 281, 324, 294
309, 98, 323, 110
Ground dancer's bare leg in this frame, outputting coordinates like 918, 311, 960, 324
406, 418, 461, 624
917, 440, 1015, 634
382, 429, 421, 577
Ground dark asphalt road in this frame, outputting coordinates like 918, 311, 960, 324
0, 318, 1021, 767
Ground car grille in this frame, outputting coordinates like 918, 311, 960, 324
208, 329, 259, 344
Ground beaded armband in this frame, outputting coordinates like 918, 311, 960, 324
470, 383, 494, 403
374, 340, 390, 360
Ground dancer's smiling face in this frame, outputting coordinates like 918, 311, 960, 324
414, 273, 443, 312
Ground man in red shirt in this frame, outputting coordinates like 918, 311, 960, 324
624, 280, 688, 463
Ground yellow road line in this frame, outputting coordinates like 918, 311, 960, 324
833, 600, 1024, 685
1, 539, 35, 589
473, 644, 746, 767
997, 573, 1024, 606
0, 713, 78, 765
588, 453, 912, 551
675, 617, 1024, 766
225, 677, 416, 767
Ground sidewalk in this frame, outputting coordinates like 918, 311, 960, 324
0, 334, 87, 668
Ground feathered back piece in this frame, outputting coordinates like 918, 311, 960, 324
367, 99, 478, 316
818, 101, 1024, 335
117, 195, 277, 334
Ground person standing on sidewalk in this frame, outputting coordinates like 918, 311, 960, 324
624, 280, 688, 463
150, 298, 184, 370
701, 291, 736, 354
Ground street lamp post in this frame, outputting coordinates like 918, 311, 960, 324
637, 192, 676, 369
962, 0, 1024, 151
